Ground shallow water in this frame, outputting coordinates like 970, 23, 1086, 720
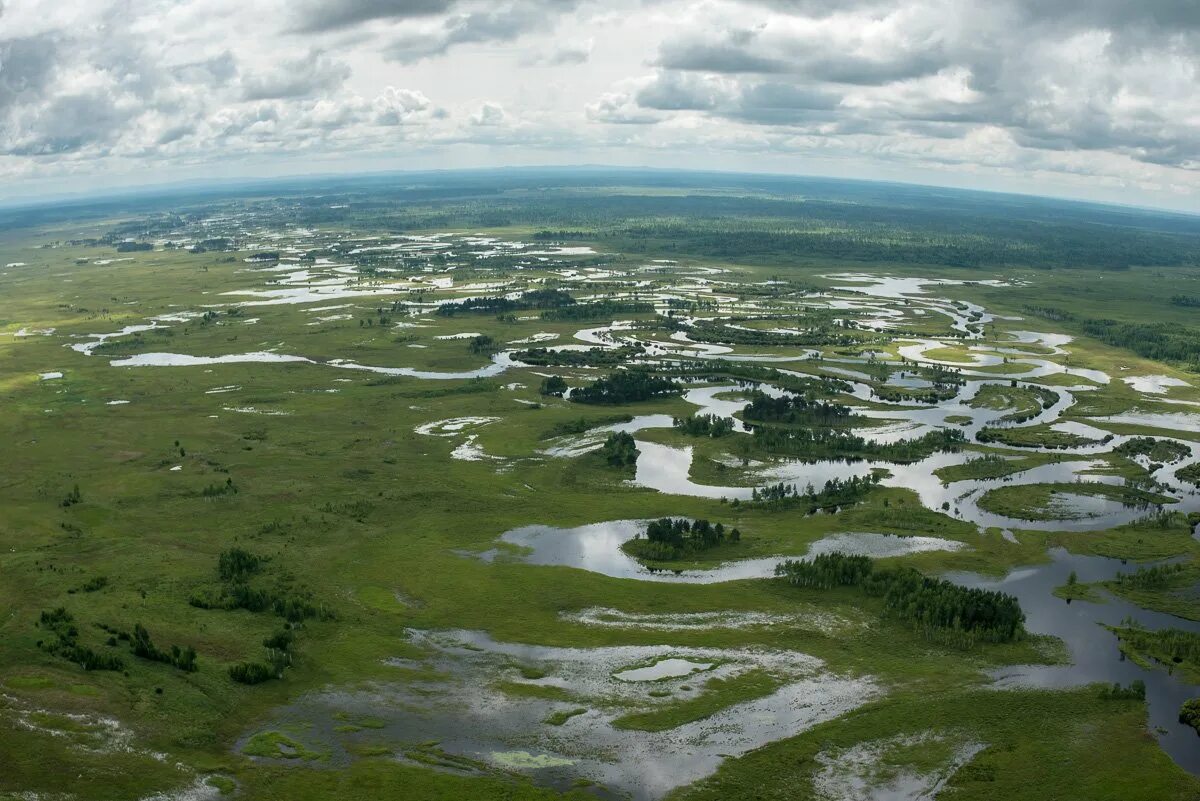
255, 629, 877, 800
949, 549, 1200, 772
613, 658, 713, 682
480, 521, 967, 583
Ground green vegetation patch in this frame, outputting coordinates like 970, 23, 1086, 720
611, 669, 784, 732
243, 731, 324, 761
977, 483, 1175, 521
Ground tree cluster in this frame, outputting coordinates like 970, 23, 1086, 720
742, 390, 853, 425
776, 552, 1025, 645
747, 426, 964, 462
36, 607, 124, 672
131, 623, 198, 672
627, 517, 741, 561
1115, 562, 1186, 590
571, 371, 682, 405
599, 431, 639, 467
540, 299, 654, 321
748, 475, 880, 512
515, 344, 645, 368
673, 414, 735, 437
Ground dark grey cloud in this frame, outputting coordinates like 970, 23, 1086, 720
732, 81, 840, 123
0, 0, 1195, 208
636, 73, 724, 111
633, 73, 842, 124
626, 0, 1200, 173
656, 29, 948, 85
658, 34, 790, 73
291, 0, 458, 33
171, 52, 239, 88
292, 0, 580, 35
241, 51, 351, 100
382, 2, 575, 63
0, 35, 61, 112
1015, 0, 1200, 32
7, 92, 134, 155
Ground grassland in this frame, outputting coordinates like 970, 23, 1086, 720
2, 177, 1200, 800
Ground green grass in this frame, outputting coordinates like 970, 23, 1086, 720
934, 452, 1060, 483
1, 197, 1199, 800
1053, 582, 1104, 603
671, 688, 1199, 801
243, 731, 324, 761
611, 669, 784, 732
977, 483, 1176, 521
543, 707, 588, 726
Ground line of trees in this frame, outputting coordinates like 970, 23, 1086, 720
686, 320, 869, 348
541, 299, 654, 321
663, 362, 852, 397
36, 608, 125, 672
746, 474, 881, 513
515, 344, 645, 368
190, 548, 332, 623
1112, 623, 1200, 671
437, 288, 575, 316
1114, 562, 1187, 590
131, 623, 198, 672
745, 426, 964, 462
776, 553, 1025, 645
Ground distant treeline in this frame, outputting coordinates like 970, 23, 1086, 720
686, 320, 869, 348
664, 362, 851, 397
540, 299, 654, 321
23, 170, 1200, 272
1023, 305, 1200, 369
515, 344, 644, 368
437, 288, 574, 316
777, 553, 1025, 645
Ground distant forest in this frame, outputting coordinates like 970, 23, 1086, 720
6, 168, 1198, 271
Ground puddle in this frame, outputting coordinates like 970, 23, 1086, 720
559, 607, 858, 634
1123, 376, 1191, 394
1096, 411, 1200, 434
252, 629, 878, 799
479, 521, 967, 583
415, 416, 501, 436
613, 658, 714, 682
949, 549, 1200, 772
813, 732, 985, 801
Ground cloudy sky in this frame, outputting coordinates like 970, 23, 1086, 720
0, 0, 1197, 210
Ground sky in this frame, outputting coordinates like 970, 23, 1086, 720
0, 0, 1197, 211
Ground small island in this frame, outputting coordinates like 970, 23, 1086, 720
622, 517, 741, 562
